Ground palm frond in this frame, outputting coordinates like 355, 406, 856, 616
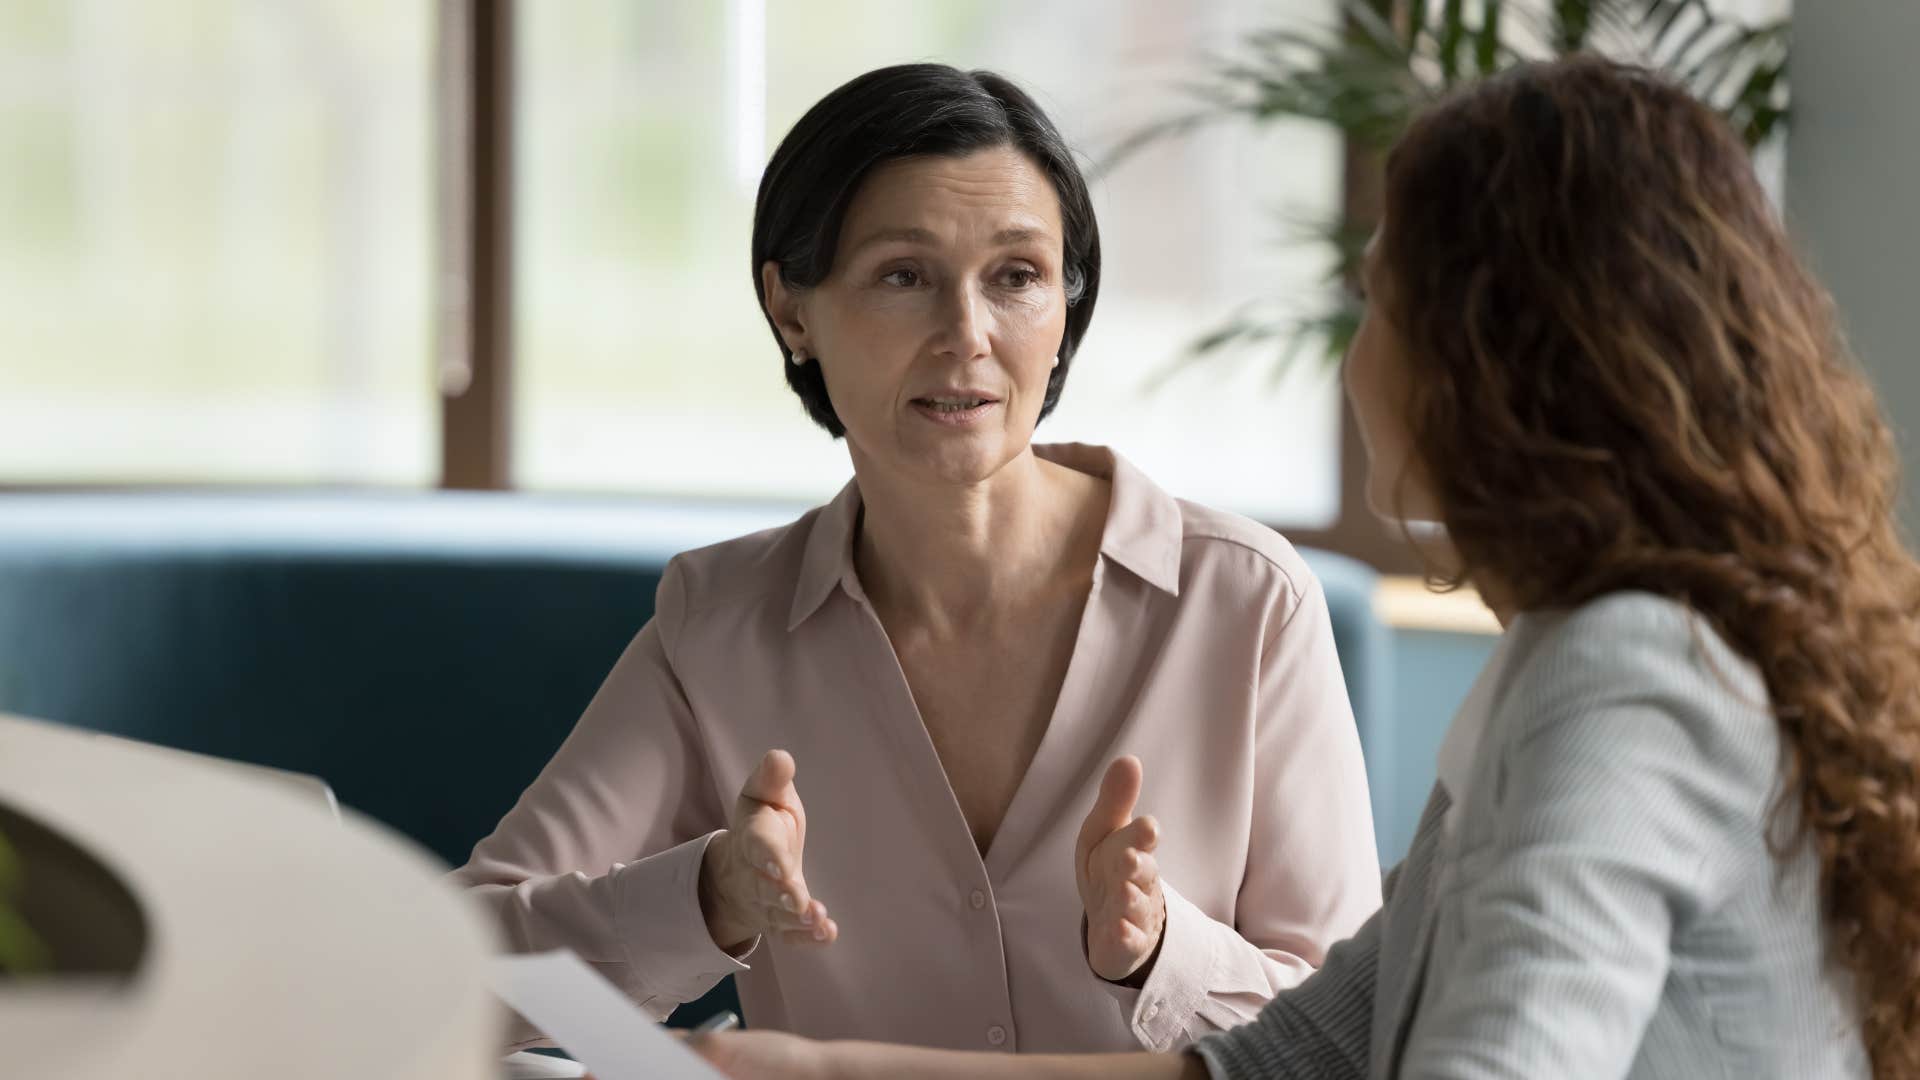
1549, 0, 1595, 53
1474, 0, 1507, 75
1437, 0, 1469, 81
1109, 0, 1792, 380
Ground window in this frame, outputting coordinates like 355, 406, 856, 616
0, 0, 436, 485
514, 0, 1343, 525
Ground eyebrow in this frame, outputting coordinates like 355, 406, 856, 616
845, 225, 1057, 254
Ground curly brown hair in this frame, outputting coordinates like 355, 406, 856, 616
1378, 56, 1920, 1075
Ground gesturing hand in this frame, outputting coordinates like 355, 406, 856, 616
1075, 755, 1167, 984
698, 749, 839, 952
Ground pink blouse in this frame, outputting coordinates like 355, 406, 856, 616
453, 443, 1380, 1054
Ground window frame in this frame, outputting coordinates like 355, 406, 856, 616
4, 0, 1411, 572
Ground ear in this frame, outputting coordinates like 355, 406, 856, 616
760, 261, 811, 358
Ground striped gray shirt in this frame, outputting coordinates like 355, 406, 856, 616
1195, 591, 1868, 1079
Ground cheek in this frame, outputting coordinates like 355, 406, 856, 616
999, 293, 1068, 369
1344, 329, 1387, 434
809, 304, 907, 392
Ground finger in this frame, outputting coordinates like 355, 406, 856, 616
778, 914, 838, 946
1122, 847, 1159, 890
738, 748, 801, 813
738, 811, 804, 882
1092, 874, 1151, 927
1130, 814, 1160, 854
1092, 914, 1150, 957
1076, 756, 1144, 867
752, 877, 817, 920
760, 901, 816, 932
1098, 816, 1159, 864
1097, 838, 1155, 888
1120, 880, 1157, 927
747, 863, 814, 916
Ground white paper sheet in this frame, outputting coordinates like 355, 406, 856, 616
489, 951, 726, 1080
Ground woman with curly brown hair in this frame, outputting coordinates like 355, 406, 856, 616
687, 54, 1919, 1080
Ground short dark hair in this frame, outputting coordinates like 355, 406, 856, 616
751, 64, 1102, 438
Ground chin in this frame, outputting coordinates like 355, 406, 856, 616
909, 430, 1027, 487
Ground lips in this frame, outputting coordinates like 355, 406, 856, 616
915, 396, 992, 413
910, 391, 1000, 411
909, 391, 1000, 426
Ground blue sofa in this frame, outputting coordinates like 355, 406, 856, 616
0, 493, 1390, 1021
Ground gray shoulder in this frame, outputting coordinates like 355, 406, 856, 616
1514, 590, 1764, 698
1498, 590, 1774, 767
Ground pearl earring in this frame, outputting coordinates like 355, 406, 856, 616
790, 347, 809, 366
1051, 355, 1061, 369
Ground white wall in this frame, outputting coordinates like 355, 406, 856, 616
1785, 7, 1920, 526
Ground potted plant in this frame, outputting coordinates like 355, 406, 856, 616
1111, 0, 1789, 371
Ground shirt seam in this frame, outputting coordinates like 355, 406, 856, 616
1177, 531, 1309, 608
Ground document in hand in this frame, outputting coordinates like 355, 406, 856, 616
490, 951, 727, 1080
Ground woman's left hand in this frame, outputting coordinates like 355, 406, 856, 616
1075, 756, 1167, 983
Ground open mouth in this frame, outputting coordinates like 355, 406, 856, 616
916, 396, 991, 413
910, 394, 999, 425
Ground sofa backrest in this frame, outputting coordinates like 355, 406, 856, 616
0, 494, 1384, 867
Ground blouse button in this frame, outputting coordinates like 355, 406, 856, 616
969, 889, 987, 910
1144, 1001, 1161, 1022
986, 1025, 1007, 1047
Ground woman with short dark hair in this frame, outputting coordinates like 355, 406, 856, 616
694, 55, 1915, 1080
454, 63, 1381, 1054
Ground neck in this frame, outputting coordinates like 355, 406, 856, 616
1477, 575, 1519, 629
1411, 523, 1518, 629
850, 448, 1104, 631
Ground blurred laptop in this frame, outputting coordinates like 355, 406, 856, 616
82, 731, 341, 822
81, 731, 585, 1078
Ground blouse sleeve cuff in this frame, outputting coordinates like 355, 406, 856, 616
612, 830, 756, 1005
1107, 879, 1220, 1051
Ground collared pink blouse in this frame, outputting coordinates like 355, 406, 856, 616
453, 444, 1380, 1054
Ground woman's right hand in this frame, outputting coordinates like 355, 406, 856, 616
693, 1030, 827, 1080
698, 749, 839, 952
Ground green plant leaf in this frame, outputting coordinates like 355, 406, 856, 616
1107, 0, 1790, 384
1559, 0, 1603, 51
1438, 0, 1468, 82
1339, 0, 1409, 61
0, 829, 50, 976
1403, 0, 1430, 52
1094, 107, 1230, 177
0, 909, 51, 975
1476, 0, 1507, 75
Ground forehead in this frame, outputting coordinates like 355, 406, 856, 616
840, 145, 1063, 243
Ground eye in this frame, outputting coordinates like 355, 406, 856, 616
880, 267, 923, 288
998, 264, 1042, 289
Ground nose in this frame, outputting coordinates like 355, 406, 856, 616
931, 280, 991, 362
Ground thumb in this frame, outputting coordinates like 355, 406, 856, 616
740, 748, 800, 810
1077, 756, 1143, 863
